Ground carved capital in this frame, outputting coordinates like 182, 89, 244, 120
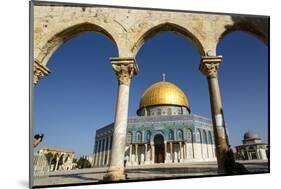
33, 61, 51, 86
111, 57, 139, 86
199, 56, 222, 79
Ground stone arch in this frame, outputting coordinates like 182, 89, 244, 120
216, 20, 268, 50
132, 22, 205, 57
36, 22, 119, 67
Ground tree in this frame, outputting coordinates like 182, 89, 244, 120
76, 157, 91, 169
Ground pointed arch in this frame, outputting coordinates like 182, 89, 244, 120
132, 22, 205, 56
36, 22, 119, 67
217, 19, 268, 50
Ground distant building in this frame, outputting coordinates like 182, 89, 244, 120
235, 131, 268, 160
93, 79, 217, 167
38, 147, 75, 171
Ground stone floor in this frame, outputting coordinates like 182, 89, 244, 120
33, 160, 269, 187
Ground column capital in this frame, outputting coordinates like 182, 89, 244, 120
199, 55, 222, 79
110, 57, 139, 86
33, 61, 51, 86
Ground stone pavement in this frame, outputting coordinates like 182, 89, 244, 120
33, 160, 269, 187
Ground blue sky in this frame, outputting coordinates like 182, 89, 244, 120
34, 30, 268, 157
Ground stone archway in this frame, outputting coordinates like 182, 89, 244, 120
154, 134, 165, 163
131, 22, 205, 57
33, 2, 269, 178
214, 16, 269, 51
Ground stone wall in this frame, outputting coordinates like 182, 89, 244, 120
33, 153, 49, 177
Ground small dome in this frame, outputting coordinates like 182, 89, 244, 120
138, 81, 189, 110
244, 131, 259, 140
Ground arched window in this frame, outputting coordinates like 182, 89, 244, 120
145, 130, 151, 142
177, 129, 183, 140
208, 131, 213, 144
126, 132, 132, 144
168, 129, 174, 140
167, 108, 172, 115
186, 129, 193, 143
196, 129, 202, 143
136, 131, 142, 143
157, 109, 161, 115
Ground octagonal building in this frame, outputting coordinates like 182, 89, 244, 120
93, 79, 216, 167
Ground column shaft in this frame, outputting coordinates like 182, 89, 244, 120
103, 139, 107, 165
151, 144, 155, 163
164, 142, 167, 163
145, 144, 147, 162
104, 84, 129, 178
103, 57, 138, 181
170, 142, 173, 162
207, 76, 228, 170
106, 137, 111, 165
136, 144, 138, 164
200, 56, 228, 173
129, 144, 132, 163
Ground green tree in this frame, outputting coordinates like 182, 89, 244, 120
77, 157, 91, 169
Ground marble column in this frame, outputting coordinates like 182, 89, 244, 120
95, 140, 99, 166
151, 143, 155, 163
93, 142, 97, 166
144, 144, 148, 164
135, 144, 139, 165
199, 55, 229, 173
164, 142, 167, 163
179, 142, 183, 162
55, 155, 60, 171
256, 149, 261, 160
129, 144, 132, 163
103, 139, 107, 165
103, 57, 138, 181
184, 142, 188, 160
99, 139, 104, 166
249, 152, 252, 160
170, 142, 173, 163
106, 137, 111, 165
100, 140, 104, 166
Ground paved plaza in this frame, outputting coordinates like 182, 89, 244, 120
33, 160, 269, 187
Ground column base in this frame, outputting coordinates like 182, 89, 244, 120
103, 166, 126, 181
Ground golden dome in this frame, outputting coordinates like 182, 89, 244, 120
139, 81, 189, 109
